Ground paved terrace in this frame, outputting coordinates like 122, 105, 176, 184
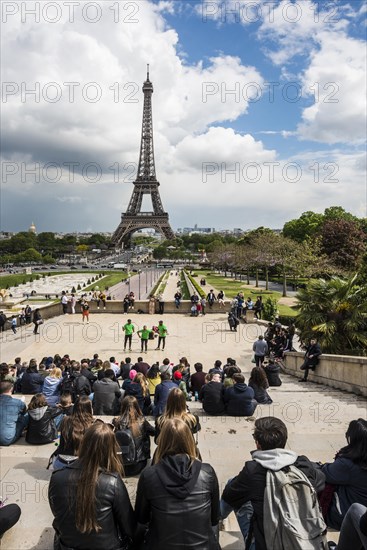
1, 313, 366, 549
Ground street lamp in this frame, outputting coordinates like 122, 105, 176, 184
145, 268, 148, 294
138, 270, 141, 300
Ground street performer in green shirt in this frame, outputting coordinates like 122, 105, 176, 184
137, 325, 153, 353
122, 319, 135, 351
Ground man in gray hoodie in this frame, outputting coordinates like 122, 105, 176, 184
221, 417, 325, 549
252, 335, 268, 366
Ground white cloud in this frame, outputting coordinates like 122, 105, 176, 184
298, 31, 367, 143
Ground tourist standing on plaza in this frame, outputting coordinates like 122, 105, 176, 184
49, 422, 136, 550
122, 319, 135, 351
61, 291, 68, 314
157, 293, 165, 315
299, 338, 322, 382
33, 308, 43, 334
135, 418, 220, 550
80, 300, 90, 323
24, 304, 32, 324
252, 335, 268, 366
70, 293, 77, 314
155, 320, 168, 351
138, 325, 153, 353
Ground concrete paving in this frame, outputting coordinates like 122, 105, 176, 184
1, 313, 366, 549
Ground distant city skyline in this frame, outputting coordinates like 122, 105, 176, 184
1, 0, 366, 233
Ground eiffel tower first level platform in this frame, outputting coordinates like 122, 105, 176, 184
112, 67, 175, 248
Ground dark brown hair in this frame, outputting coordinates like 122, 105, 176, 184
253, 417, 287, 450
114, 395, 144, 438
75, 422, 124, 533
28, 393, 47, 409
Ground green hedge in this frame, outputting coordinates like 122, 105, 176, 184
185, 271, 206, 298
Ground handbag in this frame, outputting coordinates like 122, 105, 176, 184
37, 319, 44, 325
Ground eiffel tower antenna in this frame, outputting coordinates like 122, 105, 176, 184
112, 69, 175, 248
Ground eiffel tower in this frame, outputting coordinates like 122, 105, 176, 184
112, 67, 175, 248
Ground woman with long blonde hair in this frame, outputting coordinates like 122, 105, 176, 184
42, 366, 62, 406
155, 388, 200, 445
124, 372, 152, 415
135, 418, 220, 549
49, 422, 136, 549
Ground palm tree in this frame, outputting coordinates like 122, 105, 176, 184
295, 274, 367, 355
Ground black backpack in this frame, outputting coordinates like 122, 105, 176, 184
60, 374, 77, 402
115, 429, 137, 465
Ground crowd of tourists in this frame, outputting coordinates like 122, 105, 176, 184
0, 352, 366, 549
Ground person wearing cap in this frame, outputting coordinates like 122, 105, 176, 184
173, 371, 189, 400
122, 369, 137, 393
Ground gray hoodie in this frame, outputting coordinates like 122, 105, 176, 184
28, 405, 48, 421
251, 448, 298, 471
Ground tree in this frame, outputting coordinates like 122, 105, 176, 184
321, 219, 366, 270
295, 274, 367, 355
283, 211, 324, 242
15, 248, 43, 264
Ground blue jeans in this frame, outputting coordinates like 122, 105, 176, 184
54, 414, 64, 430
220, 480, 255, 549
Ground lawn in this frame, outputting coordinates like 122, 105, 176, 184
193, 270, 298, 318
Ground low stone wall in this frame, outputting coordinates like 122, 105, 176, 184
284, 352, 367, 397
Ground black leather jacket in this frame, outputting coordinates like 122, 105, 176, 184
135, 454, 221, 550
49, 461, 136, 550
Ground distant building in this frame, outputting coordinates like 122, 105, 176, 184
28, 222, 37, 234
0, 231, 15, 240
177, 224, 215, 235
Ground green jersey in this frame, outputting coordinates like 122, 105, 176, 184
157, 324, 167, 337
123, 323, 134, 335
138, 328, 152, 340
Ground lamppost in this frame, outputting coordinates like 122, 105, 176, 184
145, 268, 148, 294
138, 270, 141, 300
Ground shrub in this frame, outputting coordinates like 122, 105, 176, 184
87, 279, 91, 285
262, 297, 278, 321
77, 284, 81, 290
71, 286, 76, 293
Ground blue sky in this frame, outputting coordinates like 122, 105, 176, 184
1, 0, 366, 233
